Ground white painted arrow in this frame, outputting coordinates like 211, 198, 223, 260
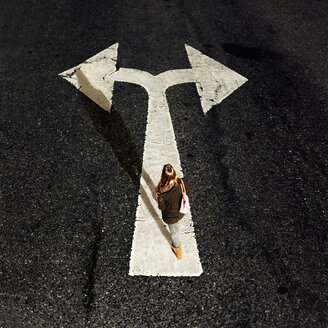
59, 43, 119, 112
185, 44, 248, 114
59, 43, 247, 276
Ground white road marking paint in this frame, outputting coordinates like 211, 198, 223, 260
185, 45, 248, 114
59, 43, 247, 276
59, 43, 118, 112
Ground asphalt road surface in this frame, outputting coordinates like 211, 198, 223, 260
1, 0, 327, 327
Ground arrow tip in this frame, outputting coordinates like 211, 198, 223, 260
185, 44, 248, 114
59, 43, 119, 112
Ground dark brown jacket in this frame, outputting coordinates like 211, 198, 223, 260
157, 178, 192, 224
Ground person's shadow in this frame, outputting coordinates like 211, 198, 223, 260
75, 69, 171, 243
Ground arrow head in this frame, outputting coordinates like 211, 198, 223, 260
59, 43, 119, 112
185, 44, 248, 114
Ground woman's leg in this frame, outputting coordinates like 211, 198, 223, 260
168, 223, 180, 248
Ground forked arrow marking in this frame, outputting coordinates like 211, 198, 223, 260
59, 43, 247, 276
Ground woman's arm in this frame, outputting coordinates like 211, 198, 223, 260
158, 196, 166, 211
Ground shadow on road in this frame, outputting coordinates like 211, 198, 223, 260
76, 69, 171, 240
222, 43, 280, 61
75, 68, 112, 111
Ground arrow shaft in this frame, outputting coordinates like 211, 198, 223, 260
124, 71, 202, 276
137, 92, 182, 215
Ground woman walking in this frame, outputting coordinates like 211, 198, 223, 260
155, 164, 192, 260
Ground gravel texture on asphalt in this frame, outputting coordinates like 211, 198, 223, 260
0, 0, 327, 327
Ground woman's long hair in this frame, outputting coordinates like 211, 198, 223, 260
155, 164, 179, 196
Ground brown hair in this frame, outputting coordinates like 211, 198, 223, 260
155, 164, 179, 195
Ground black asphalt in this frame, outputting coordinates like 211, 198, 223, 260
1, 0, 327, 327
